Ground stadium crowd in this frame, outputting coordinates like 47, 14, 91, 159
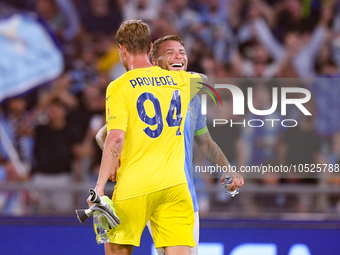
0, 0, 340, 216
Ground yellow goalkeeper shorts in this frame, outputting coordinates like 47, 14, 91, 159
107, 183, 195, 248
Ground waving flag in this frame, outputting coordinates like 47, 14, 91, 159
0, 13, 64, 102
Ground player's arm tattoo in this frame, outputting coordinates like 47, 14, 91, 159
195, 130, 244, 188
194, 131, 230, 167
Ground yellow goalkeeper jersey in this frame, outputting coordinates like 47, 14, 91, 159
106, 66, 201, 201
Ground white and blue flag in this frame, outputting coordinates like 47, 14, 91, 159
0, 13, 64, 102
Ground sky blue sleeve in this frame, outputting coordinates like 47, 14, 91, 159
194, 95, 207, 134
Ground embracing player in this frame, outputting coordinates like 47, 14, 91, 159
150, 35, 244, 254
88, 20, 203, 255
96, 34, 244, 255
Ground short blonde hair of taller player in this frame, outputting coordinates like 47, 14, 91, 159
115, 20, 151, 55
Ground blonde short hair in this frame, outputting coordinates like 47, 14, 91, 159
116, 20, 151, 55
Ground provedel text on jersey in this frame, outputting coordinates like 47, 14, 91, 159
130, 76, 178, 88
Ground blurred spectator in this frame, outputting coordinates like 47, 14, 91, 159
310, 60, 340, 138
281, 116, 321, 184
0, 98, 31, 215
96, 34, 120, 74
67, 82, 106, 180
75, 113, 105, 182
68, 41, 100, 94
123, 0, 163, 23
0, 0, 34, 15
31, 97, 79, 214
197, 0, 236, 64
253, 3, 332, 78
150, 16, 177, 41
0, 157, 28, 216
231, 41, 283, 78
331, 3, 340, 67
160, 0, 201, 54
325, 132, 340, 184
232, 1, 306, 78
237, 83, 282, 168
68, 80, 106, 144
34, 0, 80, 42
233, 0, 275, 43
187, 40, 210, 74
78, 0, 122, 34
274, 0, 320, 42
322, 132, 340, 212
40, 73, 78, 109
0, 97, 34, 172
208, 96, 241, 165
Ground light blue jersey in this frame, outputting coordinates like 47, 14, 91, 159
184, 94, 207, 212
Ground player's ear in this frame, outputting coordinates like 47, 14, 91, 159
149, 42, 153, 55
118, 44, 127, 55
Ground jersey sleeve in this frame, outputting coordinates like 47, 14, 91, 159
188, 71, 208, 81
106, 81, 129, 132
187, 72, 204, 100
193, 95, 208, 136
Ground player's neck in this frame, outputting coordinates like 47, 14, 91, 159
126, 54, 152, 70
